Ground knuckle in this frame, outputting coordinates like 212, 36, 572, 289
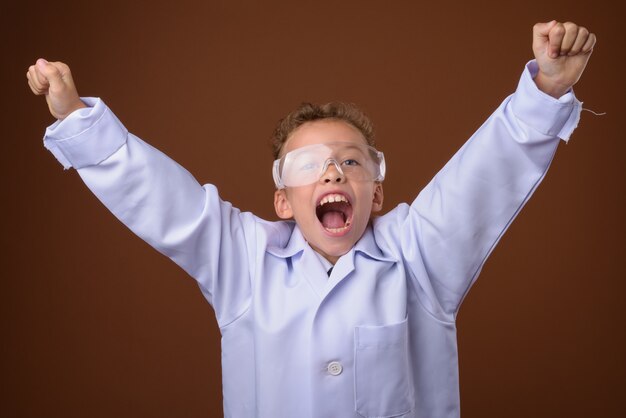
563, 21, 577, 30
553, 24, 565, 35
49, 66, 62, 77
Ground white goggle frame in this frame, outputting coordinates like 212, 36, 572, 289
272, 142, 386, 189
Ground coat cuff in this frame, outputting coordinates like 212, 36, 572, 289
510, 60, 582, 142
43, 98, 128, 169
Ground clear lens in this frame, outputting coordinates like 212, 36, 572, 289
273, 142, 385, 189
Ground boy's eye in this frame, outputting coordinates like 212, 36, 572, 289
342, 159, 360, 167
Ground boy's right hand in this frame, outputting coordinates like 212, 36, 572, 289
27, 59, 86, 120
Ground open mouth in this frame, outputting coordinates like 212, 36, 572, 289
316, 193, 353, 234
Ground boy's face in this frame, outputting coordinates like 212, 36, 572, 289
273, 120, 384, 264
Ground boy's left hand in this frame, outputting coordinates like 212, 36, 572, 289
532, 21, 596, 98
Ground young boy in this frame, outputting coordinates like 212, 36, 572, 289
27, 20, 595, 418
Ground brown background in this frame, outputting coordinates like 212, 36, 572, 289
1, 0, 624, 417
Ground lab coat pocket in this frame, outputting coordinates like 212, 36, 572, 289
354, 317, 414, 417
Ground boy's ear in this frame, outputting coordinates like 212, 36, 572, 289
371, 183, 384, 213
274, 189, 294, 219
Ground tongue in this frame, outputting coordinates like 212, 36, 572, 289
322, 211, 345, 229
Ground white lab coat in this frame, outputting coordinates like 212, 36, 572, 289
43, 60, 581, 418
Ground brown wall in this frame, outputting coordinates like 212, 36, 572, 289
2, 1, 624, 417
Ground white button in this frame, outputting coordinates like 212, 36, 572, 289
327, 361, 343, 376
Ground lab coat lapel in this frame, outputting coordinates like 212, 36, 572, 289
267, 226, 329, 299
298, 246, 332, 298
325, 225, 398, 295
325, 250, 355, 292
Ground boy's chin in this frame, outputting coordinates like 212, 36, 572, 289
305, 219, 370, 261
310, 236, 357, 260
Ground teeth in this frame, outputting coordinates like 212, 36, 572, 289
325, 226, 348, 233
324, 219, 352, 233
319, 194, 348, 206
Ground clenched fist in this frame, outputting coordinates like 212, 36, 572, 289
27, 59, 85, 120
533, 21, 596, 98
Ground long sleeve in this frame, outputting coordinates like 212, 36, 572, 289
395, 60, 582, 321
43, 99, 256, 326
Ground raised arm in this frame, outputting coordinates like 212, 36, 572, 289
394, 21, 595, 321
28, 60, 257, 326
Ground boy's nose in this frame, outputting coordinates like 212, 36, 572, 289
319, 160, 346, 184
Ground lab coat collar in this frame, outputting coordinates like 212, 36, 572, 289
353, 223, 397, 263
267, 222, 397, 299
266, 222, 306, 259
266, 222, 396, 264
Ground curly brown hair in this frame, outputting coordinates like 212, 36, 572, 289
271, 102, 376, 160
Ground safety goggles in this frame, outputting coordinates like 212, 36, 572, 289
273, 142, 386, 189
